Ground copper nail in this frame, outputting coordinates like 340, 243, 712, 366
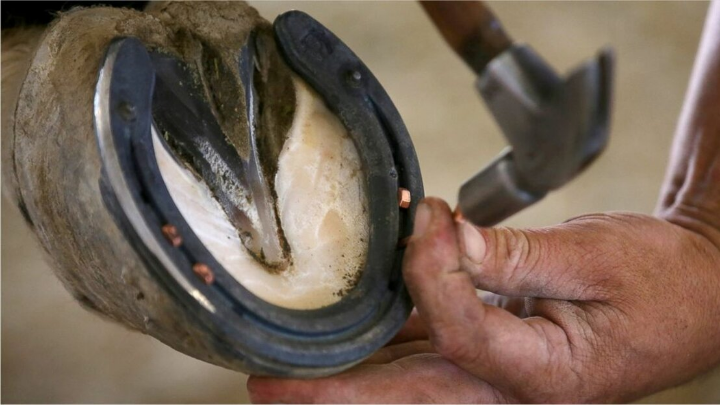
398, 188, 411, 209
161, 224, 182, 247
453, 205, 465, 223
192, 263, 215, 285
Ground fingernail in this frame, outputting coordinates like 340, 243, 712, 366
460, 221, 486, 264
413, 202, 432, 237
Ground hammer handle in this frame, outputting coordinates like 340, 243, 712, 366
420, 1, 513, 74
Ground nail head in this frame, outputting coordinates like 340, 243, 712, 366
161, 224, 182, 247
398, 188, 411, 209
192, 263, 215, 285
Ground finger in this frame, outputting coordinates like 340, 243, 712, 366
403, 198, 568, 390
364, 340, 433, 364
455, 217, 618, 300
388, 309, 428, 345
391, 297, 527, 340
480, 292, 528, 318
248, 354, 505, 403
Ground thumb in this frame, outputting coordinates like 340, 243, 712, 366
455, 217, 616, 300
402, 198, 569, 390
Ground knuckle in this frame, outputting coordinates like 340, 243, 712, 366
485, 227, 542, 284
563, 211, 653, 242
560, 212, 666, 289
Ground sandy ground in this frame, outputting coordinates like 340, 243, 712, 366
3, 1, 720, 403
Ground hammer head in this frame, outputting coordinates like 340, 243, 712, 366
458, 44, 614, 226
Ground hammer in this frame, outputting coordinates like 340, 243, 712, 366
421, 1, 614, 227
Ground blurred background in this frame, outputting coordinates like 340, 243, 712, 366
3, 1, 720, 403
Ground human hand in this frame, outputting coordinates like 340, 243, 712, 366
248, 197, 720, 403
